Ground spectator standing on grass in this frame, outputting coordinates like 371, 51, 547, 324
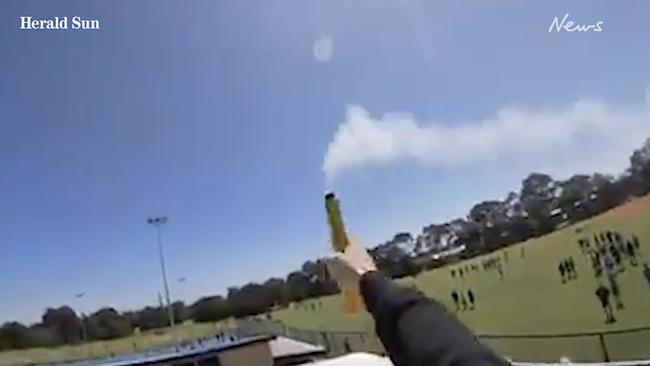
467, 290, 475, 310
604, 254, 616, 278
609, 275, 624, 309
618, 239, 627, 260
603, 255, 623, 309
460, 292, 468, 311
591, 251, 602, 277
610, 244, 622, 269
570, 257, 578, 279
343, 339, 352, 353
595, 284, 616, 323
328, 242, 509, 366
451, 290, 460, 311
558, 261, 566, 283
633, 234, 642, 252
564, 259, 573, 280
626, 240, 638, 266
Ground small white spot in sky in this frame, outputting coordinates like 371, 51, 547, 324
313, 35, 333, 63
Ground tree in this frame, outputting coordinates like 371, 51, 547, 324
369, 243, 415, 278
300, 259, 339, 297
86, 308, 133, 340
286, 271, 311, 302
41, 306, 82, 344
262, 278, 289, 308
589, 173, 627, 213
468, 200, 509, 249
556, 175, 593, 223
495, 192, 533, 245
0, 322, 30, 350
131, 306, 168, 330
26, 325, 59, 348
392, 232, 413, 247
396, 255, 421, 278
520, 173, 557, 235
190, 296, 231, 323
628, 138, 650, 195
314, 259, 340, 296
448, 218, 481, 254
227, 283, 270, 318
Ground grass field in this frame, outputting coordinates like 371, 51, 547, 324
0, 321, 228, 366
273, 195, 650, 362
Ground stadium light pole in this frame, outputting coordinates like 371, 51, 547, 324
74, 292, 87, 342
147, 216, 176, 328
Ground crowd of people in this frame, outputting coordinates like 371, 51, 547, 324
445, 228, 646, 325
448, 254, 509, 313
577, 229, 644, 323
579, 231, 641, 274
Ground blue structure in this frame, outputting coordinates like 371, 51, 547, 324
50, 334, 273, 366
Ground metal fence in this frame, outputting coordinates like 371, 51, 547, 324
479, 327, 650, 363
235, 319, 650, 364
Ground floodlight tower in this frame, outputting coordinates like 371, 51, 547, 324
74, 292, 87, 341
147, 216, 175, 328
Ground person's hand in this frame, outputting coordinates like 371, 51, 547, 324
328, 240, 377, 290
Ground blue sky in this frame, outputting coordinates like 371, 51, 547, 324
1, 0, 649, 323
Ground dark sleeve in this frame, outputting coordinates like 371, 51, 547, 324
360, 271, 509, 366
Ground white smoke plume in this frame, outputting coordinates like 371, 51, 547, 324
323, 94, 650, 182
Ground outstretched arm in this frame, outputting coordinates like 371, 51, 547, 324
361, 271, 508, 366
329, 243, 508, 366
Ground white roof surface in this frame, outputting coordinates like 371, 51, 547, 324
302, 353, 393, 366
269, 336, 326, 358
300, 352, 650, 366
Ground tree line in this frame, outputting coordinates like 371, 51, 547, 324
2, 138, 649, 351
